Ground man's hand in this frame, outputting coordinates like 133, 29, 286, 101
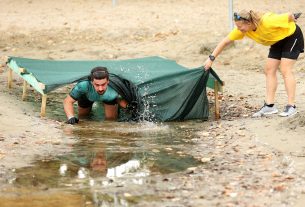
126, 101, 138, 112
66, 117, 79, 124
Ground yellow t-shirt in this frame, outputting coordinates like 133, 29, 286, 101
228, 12, 296, 46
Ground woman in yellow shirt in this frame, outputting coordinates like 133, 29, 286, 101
204, 10, 304, 117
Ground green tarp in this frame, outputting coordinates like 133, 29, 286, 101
7, 56, 223, 121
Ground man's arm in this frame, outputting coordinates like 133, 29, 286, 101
63, 95, 79, 124
117, 98, 128, 109
118, 98, 139, 114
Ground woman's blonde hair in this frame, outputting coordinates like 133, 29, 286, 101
235, 10, 262, 27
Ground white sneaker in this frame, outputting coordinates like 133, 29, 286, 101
252, 104, 278, 117
279, 105, 297, 117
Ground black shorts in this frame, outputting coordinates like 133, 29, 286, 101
268, 25, 304, 60
77, 95, 94, 108
77, 95, 117, 108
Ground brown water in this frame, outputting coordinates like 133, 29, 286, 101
0, 119, 208, 207
0, 88, 300, 207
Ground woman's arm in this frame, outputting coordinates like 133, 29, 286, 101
204, 37, 234, 70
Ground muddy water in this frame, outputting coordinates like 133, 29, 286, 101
0, 86, 302, 206
0, 118, 208, 207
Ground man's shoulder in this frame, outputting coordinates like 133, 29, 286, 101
76, 79, 91, 86
106, 84, 115, 92
72, 80, 91, 93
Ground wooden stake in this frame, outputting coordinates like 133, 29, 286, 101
40, 95, 47, 117
22, 80, 28, 101
19, 68, 27, 74
214, 80, 220, 120
7, 69, 12, 88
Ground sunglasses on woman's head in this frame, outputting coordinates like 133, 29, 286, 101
233, 12, 249, 21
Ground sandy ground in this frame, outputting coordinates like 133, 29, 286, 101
1, 0, 305, 206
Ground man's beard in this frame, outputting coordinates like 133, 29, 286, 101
97, 90, 105, 95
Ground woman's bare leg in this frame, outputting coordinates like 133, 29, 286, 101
264, 58, 281, 104
280, 58, 297, 105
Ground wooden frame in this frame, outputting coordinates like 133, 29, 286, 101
214, 80, 223, 120
7, 68, 48, 117
206, 74, 224, 120
7, 68, 12, 89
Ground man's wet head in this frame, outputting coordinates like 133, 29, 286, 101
90, 67, 110, 95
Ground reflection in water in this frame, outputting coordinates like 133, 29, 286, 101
59, 163, 68, 176
107, 159, 142, 178
0, 121, 208, 206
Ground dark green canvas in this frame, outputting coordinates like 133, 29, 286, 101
7, 56, 223, 121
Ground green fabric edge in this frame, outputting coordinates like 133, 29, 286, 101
7, 58, 45, 94
7, 57, 224, 94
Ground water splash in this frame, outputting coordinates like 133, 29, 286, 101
113, 121, 169, 133
119, 64, 158, 122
